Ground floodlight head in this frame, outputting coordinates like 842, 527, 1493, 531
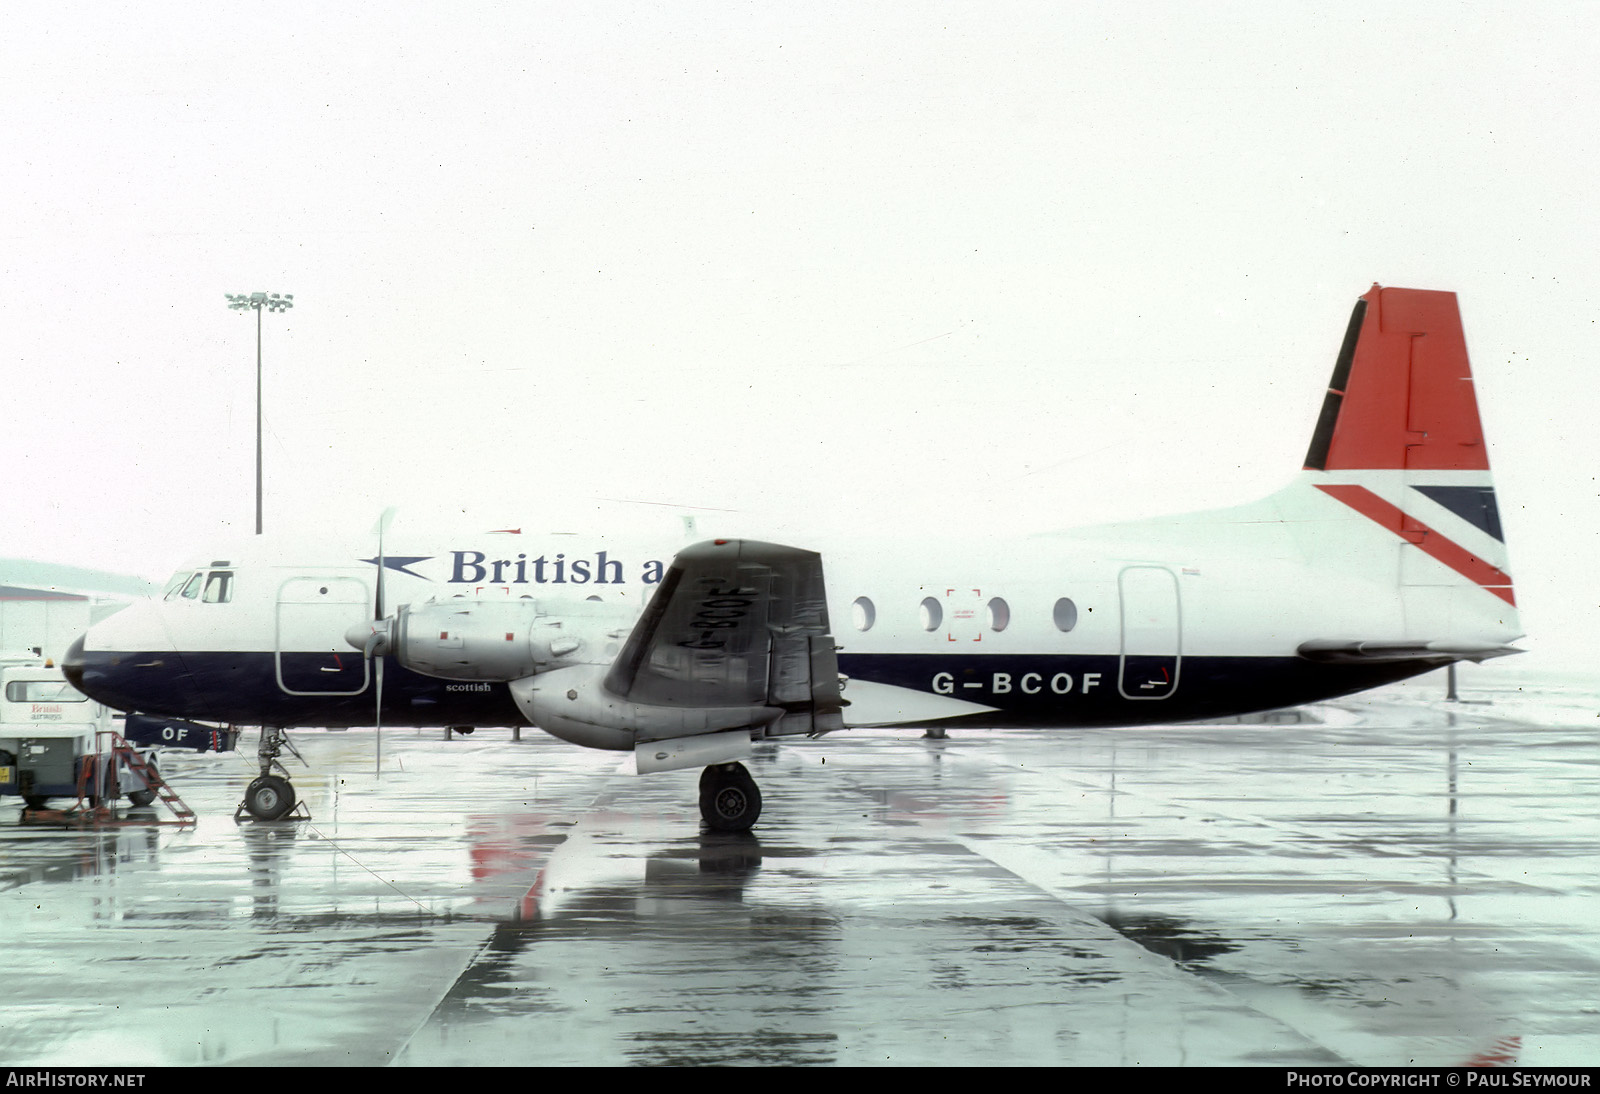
225, 291, 294, 313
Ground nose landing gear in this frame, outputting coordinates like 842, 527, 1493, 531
237, 726, 306, 822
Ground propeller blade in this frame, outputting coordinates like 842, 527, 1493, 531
374, 654, 383, 775
372, 506, 398, 622
375, 532, 387, 624
367, 507, 397, 776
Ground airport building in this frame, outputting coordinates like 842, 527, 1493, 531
0, 559, 153, 662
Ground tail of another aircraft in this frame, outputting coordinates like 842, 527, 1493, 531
1287, 284, 1521, 659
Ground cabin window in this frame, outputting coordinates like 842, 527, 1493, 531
202, 570, 234, 604
919, 596, 942, 632
1053, 597, 1078, 633
178, 573, 204, 600
986, 597, 1010, 632
852, 596, 876, 632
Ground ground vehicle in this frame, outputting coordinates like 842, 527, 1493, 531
0, 659, 158, 809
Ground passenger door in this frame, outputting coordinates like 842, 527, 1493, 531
1118, 566, 1181, 700
275, 576, 371, 695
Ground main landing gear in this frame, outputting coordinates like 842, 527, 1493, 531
699, 762, 762, 832
238, 726, 305, 822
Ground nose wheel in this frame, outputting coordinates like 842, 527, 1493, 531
699, 762, 762, 831
237, 726, 308, 822
243, 774, 297, 821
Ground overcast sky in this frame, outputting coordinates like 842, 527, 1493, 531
1, 3, 1595, 666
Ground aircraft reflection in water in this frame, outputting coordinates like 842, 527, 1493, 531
64, 286, 1522, 830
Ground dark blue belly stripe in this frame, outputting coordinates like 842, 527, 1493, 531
73, 648, 1437, 730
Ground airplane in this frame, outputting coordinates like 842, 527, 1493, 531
62, 284, 1522, 830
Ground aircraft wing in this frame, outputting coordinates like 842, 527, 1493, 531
605, 538, 843, 730
513, 539, 845, 771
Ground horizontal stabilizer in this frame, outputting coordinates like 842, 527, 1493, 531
1297, 639, 1523, 665
123, 714, 239, 752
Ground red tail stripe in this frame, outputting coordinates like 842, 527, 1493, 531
1316, 484, 1516, 606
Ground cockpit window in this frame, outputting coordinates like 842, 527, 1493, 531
166, 569, 234, 603
202, 570, 233, 604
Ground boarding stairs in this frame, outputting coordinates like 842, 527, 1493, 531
20, 730, 196, 827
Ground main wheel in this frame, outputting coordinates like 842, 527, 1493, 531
128, 758, 158, 807
699, 762, 762, 832
244, 774, 297, 821
92, 760, 119, 808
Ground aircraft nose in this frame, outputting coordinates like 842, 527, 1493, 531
61, 634, 88, 693
61, 600, 208, 718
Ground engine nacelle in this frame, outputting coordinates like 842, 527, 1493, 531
388, 597, 631, 682
509, 664, 776, 754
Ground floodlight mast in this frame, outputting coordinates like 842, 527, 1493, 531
224, 292, 294, 535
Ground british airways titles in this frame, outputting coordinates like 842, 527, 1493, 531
446, 549, 665, 587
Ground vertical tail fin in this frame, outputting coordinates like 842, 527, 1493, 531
1296, 285, 1520, 647
1304, 284, 1495, 477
